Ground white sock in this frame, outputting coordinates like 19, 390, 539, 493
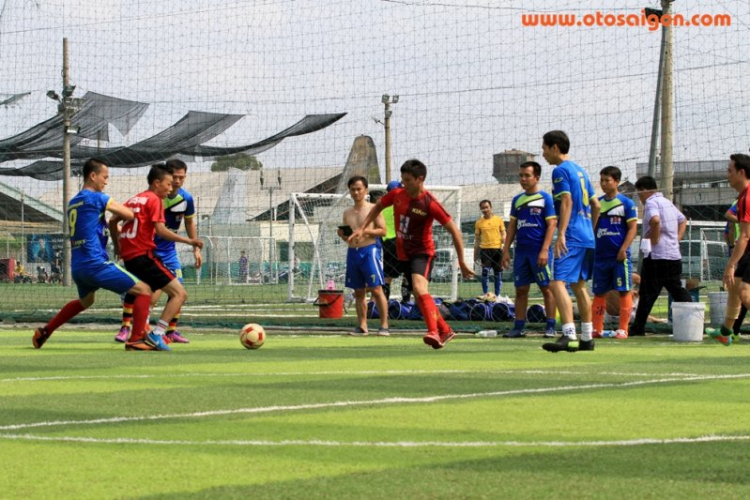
562, 322, 577, 339
580, 322, 593, 341
153, 319, 168, 336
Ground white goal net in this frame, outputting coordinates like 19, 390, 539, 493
288, 184, 462, 302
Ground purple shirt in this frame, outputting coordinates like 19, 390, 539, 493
643, 192, 685, 260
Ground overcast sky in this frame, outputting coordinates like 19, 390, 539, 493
0, 0, 748, 194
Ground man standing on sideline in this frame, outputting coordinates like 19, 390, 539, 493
110, 164, 203, 351
474, 200, 505, 300
706, 154, 750, 345
349, 159, 474, 349
338, 175, 389, 336
115, 159, 202, 344
540, 130, 600, 353
629, 175, 692, 336
501, 161, 558, 338
591, 166, 638, 339
239, 250, 248, 284
32, 158, 152, 349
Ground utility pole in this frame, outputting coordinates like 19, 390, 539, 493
47, 38, 83, 286
61, 38, 73, 287
260, 169, 282, 281
647, 6, 665, 179
381, 94, 398, 184
660, 0, 675, 200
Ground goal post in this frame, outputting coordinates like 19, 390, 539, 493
287, 184, 462, 303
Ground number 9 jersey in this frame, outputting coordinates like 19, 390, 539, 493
68, 189, 112, 269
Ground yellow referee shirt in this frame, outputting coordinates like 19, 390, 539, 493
475, 215, 505, 250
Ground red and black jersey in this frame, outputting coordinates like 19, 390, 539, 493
379, 187, 451, 260
119, 190, 165, 261
738, 184, 750, 254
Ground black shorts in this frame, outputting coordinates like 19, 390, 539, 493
382, 238, 401, 278
479, 248, 503, 272
124, 252, 176, 291
737, 253, 750, 283
400, 254, 435, 284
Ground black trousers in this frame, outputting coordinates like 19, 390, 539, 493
632, 257, 692, 331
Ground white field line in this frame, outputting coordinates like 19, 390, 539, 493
1, 433, 749, 448
0, 369, 717, 384
1, 373, 749, 432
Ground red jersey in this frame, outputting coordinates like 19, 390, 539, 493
380, 187, 451, 260
738, 184, 750, 254
119, 190, 165, 261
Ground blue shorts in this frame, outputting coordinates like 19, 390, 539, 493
73, 261, 139, 299
553, 246, 594, 284
345, 243, 385, 290
592, 255, 633, 295
155, 250, 183, 283
513, 248, 553, 288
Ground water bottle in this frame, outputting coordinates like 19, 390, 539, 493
476, 329, 498, 338
326, 278, 335, 290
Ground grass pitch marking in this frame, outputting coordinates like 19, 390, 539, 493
1, 433, 749, 449
2, 373, 749, 432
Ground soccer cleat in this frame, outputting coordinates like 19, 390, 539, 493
125, 340, 155, 351
544, 327, 556, 338
503, 327, 526, 338
144, 332, 172, 351
423, 331, 444, 349
614, 329, 628, 340
706, 326, 733, 346
32, 326, 51, 349
349, 327, 369, 337
732, 332, 741, 344
592, 330, 604, 339
439, 329, 456, 346
114, 326, 130, 343
542, 335, 591, 353
376, 328, 390, 337
166, 331, 189, 343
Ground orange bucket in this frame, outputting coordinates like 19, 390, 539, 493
314, 290, 344, 319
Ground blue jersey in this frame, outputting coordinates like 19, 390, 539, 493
154, 188, 196, 258
510, 190, 556, 249
595, 193, 638, 258
68, 189, 111, 269
552, 160, 595, 248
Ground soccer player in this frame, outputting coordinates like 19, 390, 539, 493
115, 159, 202, 344
474, 200, 505, 300
338, 175, 389, 336
32, 158, 152, 349
501, 161, 557, 338
540, 130, 600, 353
381, 180, 411, 302
349, 159, 474, 349
706, 154, 750, 345
110, 164, 203, 351
590, 166, 638, 340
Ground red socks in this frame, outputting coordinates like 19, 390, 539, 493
619, 292, 633, 332
130, 293, 152, 342
417, 294, 451, 334
46, 299, 87, 334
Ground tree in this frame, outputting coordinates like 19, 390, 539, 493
210, 153, 263, 172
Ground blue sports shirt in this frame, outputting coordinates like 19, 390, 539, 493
68, 189, 111, 268
510, 190, 556, 249
595, 193, 638, 258
551, 160, 595, 248
154, 188, 196, 257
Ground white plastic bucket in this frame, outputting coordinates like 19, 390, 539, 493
708, 292, 728, 326
671, 302, 705, 342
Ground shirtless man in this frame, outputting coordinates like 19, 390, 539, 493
338, 175, 389, 336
